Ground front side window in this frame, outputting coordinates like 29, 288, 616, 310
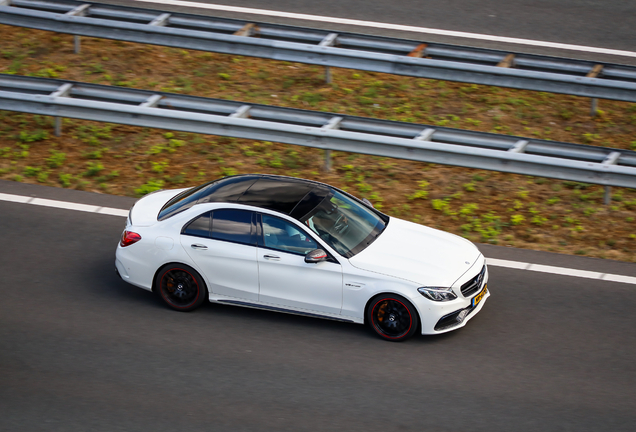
261, 214, 318, 255
301, 190, 386, 257
211, 209, 254, 245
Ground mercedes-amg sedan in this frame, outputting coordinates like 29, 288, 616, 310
116, 174, 489, 341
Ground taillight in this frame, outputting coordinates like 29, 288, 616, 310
120, 230, 142, 247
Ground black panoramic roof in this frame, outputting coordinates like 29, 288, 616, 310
157, 174, 333, 221
197, 174, 331, 217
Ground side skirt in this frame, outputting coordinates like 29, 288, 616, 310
215, 299, 356, 323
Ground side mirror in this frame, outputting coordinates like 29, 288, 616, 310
362, 198, 374, 208
305, 249, 328, 263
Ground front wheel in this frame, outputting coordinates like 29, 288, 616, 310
156, 264, 207, 312
367, 295, 419, 342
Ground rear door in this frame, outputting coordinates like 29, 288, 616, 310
256, 214, 343, 315
181, 209, 260, 301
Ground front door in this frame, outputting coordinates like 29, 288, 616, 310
256, 214, 343, 314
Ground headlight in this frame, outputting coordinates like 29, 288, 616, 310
417, 287, 457, 302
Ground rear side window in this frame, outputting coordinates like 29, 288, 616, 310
182, 212, 211, 238
211, 209, 254, 245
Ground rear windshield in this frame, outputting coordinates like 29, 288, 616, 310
157, 176, 260, 221
157, 181, 215, 221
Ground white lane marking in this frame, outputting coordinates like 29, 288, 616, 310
1, 191, 635, 284
0, 192, 31, 203
486, 258, 529, 270
527, 263, 604, 280
129, 0, 636, 59
30, 197, 101, 213
602, 274, 636, 284
485, 258, 636, 285
98, 207, 130, 217
0, 192, 129, 217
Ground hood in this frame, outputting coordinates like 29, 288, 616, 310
129, 188, 188, 227
349, 218, 482, 287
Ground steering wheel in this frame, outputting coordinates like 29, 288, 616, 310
333, 213, 349, 234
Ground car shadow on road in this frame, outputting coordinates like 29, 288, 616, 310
89, 257, 469, 344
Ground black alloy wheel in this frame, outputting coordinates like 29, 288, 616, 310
367, 295, 419, 342
156, 264, 207, 311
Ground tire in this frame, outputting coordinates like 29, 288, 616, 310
156, 264, 207, 312
367, 294, 419, 342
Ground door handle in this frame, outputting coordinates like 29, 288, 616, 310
191, 244, 208, 250
263, 254, 280, 260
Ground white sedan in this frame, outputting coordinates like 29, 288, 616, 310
115, 174, 489, 341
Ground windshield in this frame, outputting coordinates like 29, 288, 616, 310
300, 190, 387, 258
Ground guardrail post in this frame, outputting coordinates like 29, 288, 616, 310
497, 54, 515, 68
139, 94, 163, 108
325, 67, 332, 84
233, 23, 257, 37
587, 65, 603, 117
602, 152, 621, 205
507, 139, 529, 153
50, 83, 73, 136
54, 117, 62, 136
414, 128, 435, 142
324, 149, 332, 170
590, 98, 598, 117
320, 116, 343, 171
407, 44, 428, 59
229, 105, 251, 118
149, 13, 171, 27
65, 4, 90, 54
604, 186, 612, 205
319, 33, 338, 84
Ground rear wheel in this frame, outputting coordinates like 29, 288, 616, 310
156, 264, 207, 312
367, 295, 419, 342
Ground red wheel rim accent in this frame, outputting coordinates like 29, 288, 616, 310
159, 268, 200, 309
371, 298, 412, 339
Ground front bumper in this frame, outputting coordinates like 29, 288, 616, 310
433, 287, 490, 331
415, 261, 490, 335
416, 287, 490, 334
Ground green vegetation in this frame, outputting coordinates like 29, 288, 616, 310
84, 161, 104, 176
408, 181, 429, 200
18, 130, 48, 142
135, 180, 164, 196
46, 150, 66, 168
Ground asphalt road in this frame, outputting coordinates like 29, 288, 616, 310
188, 0, 635, 50
102, 0, 636, 65
1, 181, 635, 431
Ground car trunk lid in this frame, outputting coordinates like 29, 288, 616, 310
129, 188, 188, 227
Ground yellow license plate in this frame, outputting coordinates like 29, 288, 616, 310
472, 284, 488, 307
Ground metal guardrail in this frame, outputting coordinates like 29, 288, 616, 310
1, 74, 635, 190
1, 0, 636, 103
